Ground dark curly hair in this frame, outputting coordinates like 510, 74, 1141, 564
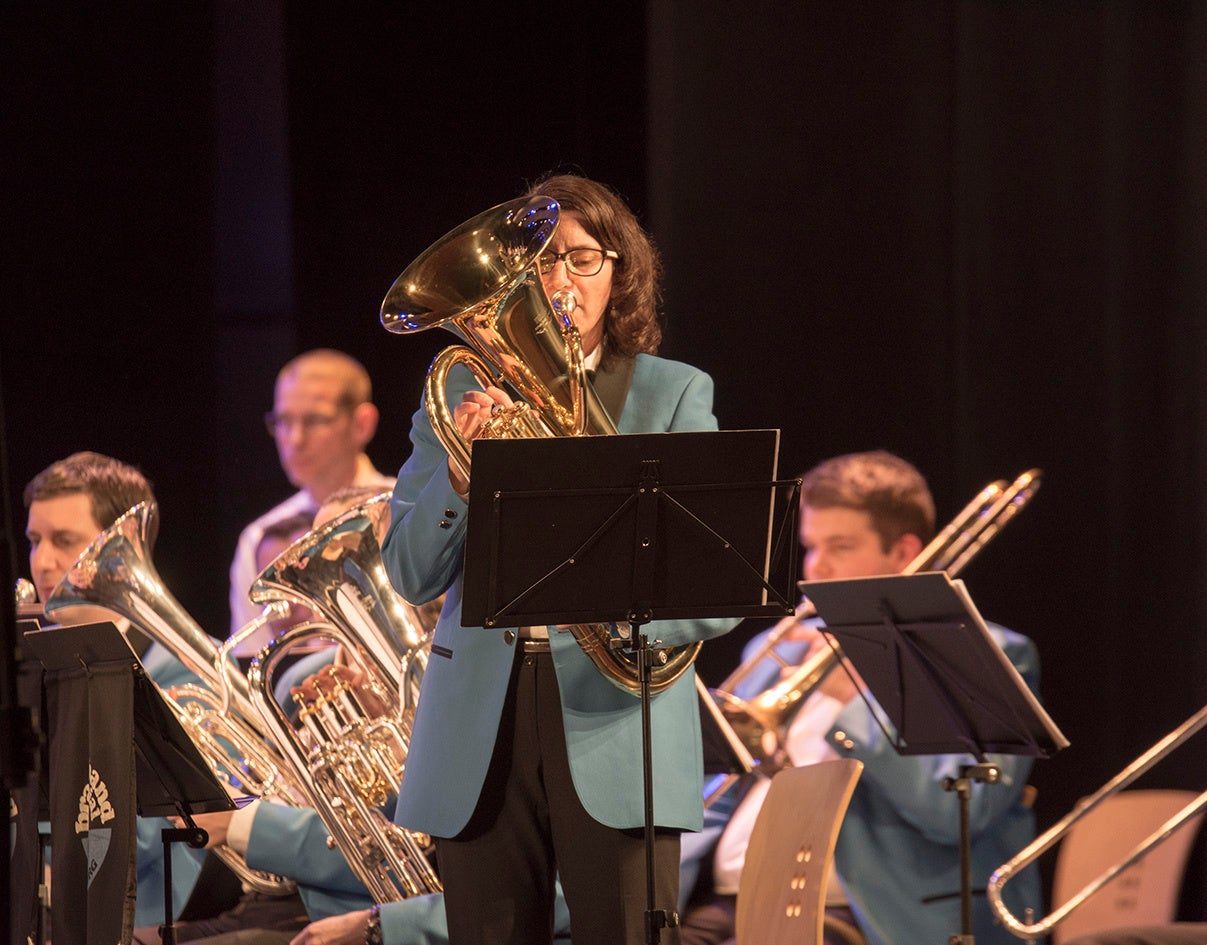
523, 173, 662, 358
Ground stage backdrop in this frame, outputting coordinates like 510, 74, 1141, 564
4, 1, 1206, 917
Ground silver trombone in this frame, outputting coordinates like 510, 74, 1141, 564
988, 705, 1207, 939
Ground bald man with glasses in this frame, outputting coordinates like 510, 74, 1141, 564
229, 349, 394, 634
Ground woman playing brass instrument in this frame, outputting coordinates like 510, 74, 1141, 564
379, 173, 735, 945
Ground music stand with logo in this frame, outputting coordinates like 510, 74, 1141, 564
23, 622, 236, 945
799, 570, 1069, 945
464, 429, 798, 943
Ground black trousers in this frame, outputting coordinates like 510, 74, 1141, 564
436, 647, 681, 945
130, 891, 310, 944
679, 895, 865, 945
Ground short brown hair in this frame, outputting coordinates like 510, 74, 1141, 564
801, 451, 936, 551
23, 451, 155, 530
523, 173, 663, 358
278, 349, 373, 409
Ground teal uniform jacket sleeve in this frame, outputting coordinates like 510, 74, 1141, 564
828, 624, 1043, 945
721, 618, 1044, 945
245, 803, 374, 900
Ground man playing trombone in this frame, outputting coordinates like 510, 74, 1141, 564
679, 450, 1044, 945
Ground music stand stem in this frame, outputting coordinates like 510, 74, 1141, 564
160, 820, 208, 945
943, 763, 1000, 945
635, 630, 677, 945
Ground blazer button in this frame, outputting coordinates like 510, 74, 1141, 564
444, 508, 458, 519
503, 630, 516, 645
438, 519, 451, 529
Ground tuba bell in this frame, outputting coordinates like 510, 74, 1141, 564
380, 194, 699, 695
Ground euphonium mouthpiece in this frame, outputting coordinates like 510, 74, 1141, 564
551, 290, 577, 324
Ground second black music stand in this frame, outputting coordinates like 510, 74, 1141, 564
23, 622, 236, 944
799, 571, 1069, 945
464, 429, 799, 944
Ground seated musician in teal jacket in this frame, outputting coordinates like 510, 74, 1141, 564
22, 452, 208, 929
378, 173, 736, 945
679, 451, 1043, 945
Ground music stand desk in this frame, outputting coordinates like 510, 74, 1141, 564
463, 429, 798, 628
23, 621, 235, 819
800, 571, 1067, 760
799, 571, 1068, 944
462, 429, 797, 944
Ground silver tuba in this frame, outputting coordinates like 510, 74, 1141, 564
380, 194, 700, 695
43, 501, 304, 894
244, 493, 442, 902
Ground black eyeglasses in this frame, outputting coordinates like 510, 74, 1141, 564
536, 248, 619, 277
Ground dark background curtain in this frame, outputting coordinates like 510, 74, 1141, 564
6, 1, 1207, 918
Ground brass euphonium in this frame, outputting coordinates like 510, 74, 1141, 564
708, 469, 1043, 780
380, 194, 699, 695
244, 493, 442, 902
43, 501, 304, 894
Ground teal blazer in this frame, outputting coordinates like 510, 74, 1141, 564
383, 353, 735, 837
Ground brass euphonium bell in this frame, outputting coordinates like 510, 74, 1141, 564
45, 501, 263, 727
380, 195, 701, 695
249, 491, 431, 709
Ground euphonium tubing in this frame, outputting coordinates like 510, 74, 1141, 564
245, 494, 441, 900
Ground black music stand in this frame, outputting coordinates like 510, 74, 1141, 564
22, 622, 236, 944
464, 429, 798, 944
799, 571, 1068, 945
8, 619, 49, 945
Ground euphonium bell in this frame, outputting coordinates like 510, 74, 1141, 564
249, 492, 431, 709
379, 195, 700, 695
45, 501, 264, 732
